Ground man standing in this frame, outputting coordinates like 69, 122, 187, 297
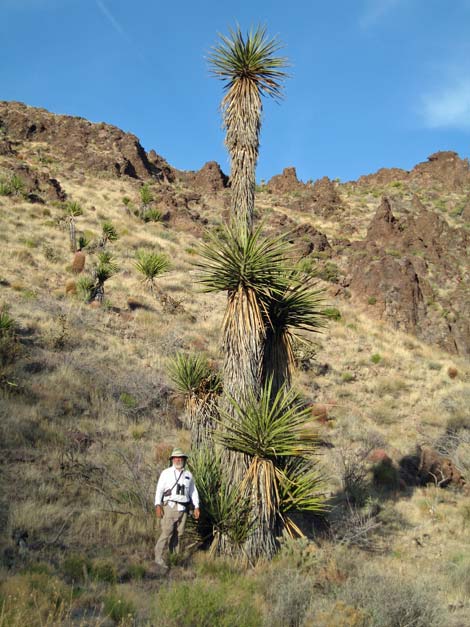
154, 448, 200, 570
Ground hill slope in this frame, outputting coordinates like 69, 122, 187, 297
0, 102, 469, 625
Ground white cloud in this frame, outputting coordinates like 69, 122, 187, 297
359, 0, 406, 29
421, 79, 470, 130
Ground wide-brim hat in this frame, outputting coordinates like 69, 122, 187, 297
169, 447, 188, 459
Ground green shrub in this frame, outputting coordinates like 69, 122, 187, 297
370, 353, 382, 364
119, 392, 138, 409
368, 296, 377, 305
91, 559, 117, 583
62, 554, 91, 584
318, 262, 340, 283
324, 307, 341, 321
341, 372, 355, 383
153, 580, 262, 627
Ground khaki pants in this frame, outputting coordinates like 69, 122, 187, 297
154, 505, 187, 563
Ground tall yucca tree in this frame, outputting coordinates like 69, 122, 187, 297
208, 26, 288, 230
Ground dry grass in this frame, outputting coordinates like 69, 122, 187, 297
1, 160, 469, 624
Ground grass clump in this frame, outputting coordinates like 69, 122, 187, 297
62, 553, 91, 584
103, 593, 136, 624
0, 572, 73, 626
153, 580, 262, 627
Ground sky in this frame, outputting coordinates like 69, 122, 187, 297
1, 0, 470, 183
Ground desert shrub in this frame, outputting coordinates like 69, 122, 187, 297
91, 559, 118, 583
62, 553, 91, 584
324, 307, 341, 321
370, 353, 381, 364
336, 568, 446, 626
153, 580, 262, 627
103, 593, 136, 624
318, 262, 340, 283
261, 568, 313, 627
367, 296, 377, 305
127, 563, 146, 580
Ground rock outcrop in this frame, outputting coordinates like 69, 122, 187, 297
267, 167, 303, 193
346, 196, 470, 355
180, 161, 229, 193
0, 101, 165, 180
355, 151, 470, 191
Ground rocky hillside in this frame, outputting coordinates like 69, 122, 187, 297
0, 101, 469, 625
1, 101, 469, 358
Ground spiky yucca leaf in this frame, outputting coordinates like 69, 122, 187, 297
217, 379, 318, 460
195, 223, 288, 296
262, 272, 326, 393
208, 25, 288, 101
278, 456, 325, 515
167, 353, 221, 397
134, 249, 170, 285
262, 272, 326, 336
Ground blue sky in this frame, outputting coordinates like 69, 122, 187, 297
2, 0, 470, 183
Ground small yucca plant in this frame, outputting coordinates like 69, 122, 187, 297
134, 249, 170, 292
64, 201, 83, 252
167, 353, 221, 397
100, 221, 119, 245
94, 252, 119, 284
76, 276, 95, 303
65, 200, 83, 217
167, 353, 221, 447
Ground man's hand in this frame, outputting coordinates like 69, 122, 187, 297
155, 505, 163, 519
193, 507, 200, 520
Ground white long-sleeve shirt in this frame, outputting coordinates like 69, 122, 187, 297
154, 465, 200, 511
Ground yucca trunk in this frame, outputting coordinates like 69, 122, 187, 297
222, 285, 265, 405
262, 328, 293, 399
224, 90, 261, 231
242, 458, 280, 561
186, 395, 218, 449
